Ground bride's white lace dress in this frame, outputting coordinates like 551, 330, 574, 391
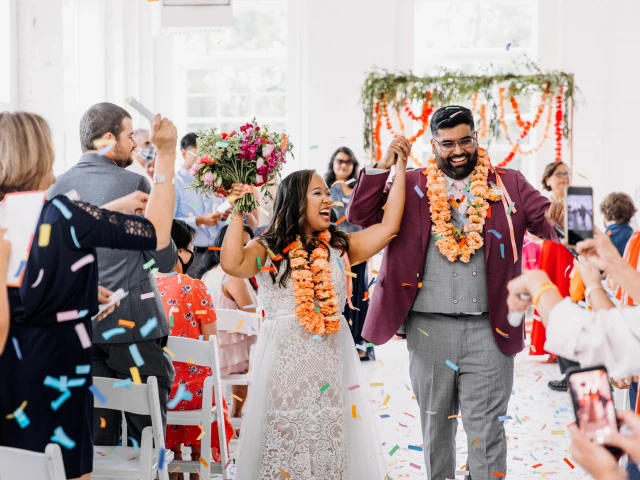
234, 245, 387, 479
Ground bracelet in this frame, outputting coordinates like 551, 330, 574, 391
532, 282, 560, 307
585, 284, 604, 302
153, 174, 175, 185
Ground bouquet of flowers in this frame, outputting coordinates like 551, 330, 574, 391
189, 119, 294, 213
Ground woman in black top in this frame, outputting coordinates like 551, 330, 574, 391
324, 147, 374, 361
0, 111, 177, 480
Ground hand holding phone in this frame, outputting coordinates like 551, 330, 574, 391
567, 365, 622, 456
565, 186, 595, 248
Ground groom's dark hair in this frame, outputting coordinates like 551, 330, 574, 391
430, 105, 474, 136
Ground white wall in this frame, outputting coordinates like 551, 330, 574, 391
293, 0, 413, 174
539, 0, 640, 224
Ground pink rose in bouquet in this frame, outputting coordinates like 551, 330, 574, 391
189, 119, 294, 213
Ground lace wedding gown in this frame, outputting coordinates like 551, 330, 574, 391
234, 246, 388, 479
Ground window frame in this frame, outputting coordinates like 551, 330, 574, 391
0, 0, 18, 110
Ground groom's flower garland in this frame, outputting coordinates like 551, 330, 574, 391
290, 230, 341, 335
426, 148, 496, 263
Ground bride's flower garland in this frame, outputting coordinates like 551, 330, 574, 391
290, 230, 341, 335
426, 148, 495, 263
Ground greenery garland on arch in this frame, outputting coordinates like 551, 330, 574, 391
361, 63, 577, 167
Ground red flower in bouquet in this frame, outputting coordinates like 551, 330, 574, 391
198, 153, 215, 165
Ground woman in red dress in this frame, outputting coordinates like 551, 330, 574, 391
156, 220, 234, 479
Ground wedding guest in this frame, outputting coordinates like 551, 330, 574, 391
175, 132, 229, 278
601, 192, 636, 253
48, 102, 178, 448
126, 128, 155, 186
155, 220, 233, 479
0, 111, 176, 480
0, 230, 9, 354
507, 227, 640, 379
199, 224, 258, 420
324, 147, 373, 360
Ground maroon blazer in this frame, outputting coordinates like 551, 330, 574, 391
347, 167, 557, 355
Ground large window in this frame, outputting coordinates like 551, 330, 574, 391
412, 0, 539, 178
174, 0, 287, 137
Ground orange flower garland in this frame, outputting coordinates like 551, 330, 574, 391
290, 230, 341, 335
426, 148, 492, 263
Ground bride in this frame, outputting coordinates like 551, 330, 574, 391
221, 141, 409, 479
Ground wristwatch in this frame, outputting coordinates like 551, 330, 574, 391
585, 284, 604, 302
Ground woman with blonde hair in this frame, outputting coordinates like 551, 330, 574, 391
0, 111, 176, 480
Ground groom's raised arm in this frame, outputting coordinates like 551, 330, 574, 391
516, 171, 559, 241
346, 167, 393, 228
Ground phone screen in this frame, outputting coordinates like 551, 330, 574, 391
568, 367, 618, 445
565, 187, 594, 246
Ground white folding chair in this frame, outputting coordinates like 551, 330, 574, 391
0, 443, 67, 480
92, 376, 172, 480
166, 336, 230, 479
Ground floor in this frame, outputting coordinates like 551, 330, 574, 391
220, 335, 597, 479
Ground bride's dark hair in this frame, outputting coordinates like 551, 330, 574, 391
261, 169, 349, 287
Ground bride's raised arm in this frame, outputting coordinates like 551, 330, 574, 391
346, 155, 407, 265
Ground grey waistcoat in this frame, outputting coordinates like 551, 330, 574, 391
411, 213, 489, 314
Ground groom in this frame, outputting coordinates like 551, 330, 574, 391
348, 106, 562, 480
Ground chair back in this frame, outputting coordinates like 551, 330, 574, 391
216, 308, 260, 335
0, 443, 67, 480
92, 376, 165, 449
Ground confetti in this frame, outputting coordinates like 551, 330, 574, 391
516, 415, 523, 424
51, 426, 76, 449
563, 457, 575, 468
425, 411, 437, 415
12, 337, 22, 360
70, 226, 81, 248
143, 259, 156, 270
551, 429, 565, 435
57, 310, 85, 322
100, 417, 106, 428
243, 303, 256, 310
266, 86, 279, 92
51, 390, 72, 411
140, 317, 158, 337
495, 328, 509, 338
564, 265, 571, 277
75, 323, 92, 349
445, 359, 459, 371
408, 445, 423, 452
163, 346, 175, 357
577, 173, 588, 180
448, 415, 462, 419
471, 436, 481, 447
118, 319, 136, 329
196, 425, 206, 441
410, 463, 422, 469
348, 384, 360, 391
532, 463, 542, 468
380, 414, 390, 418
456, 471, 470, 476
488, 229, 502, 239
113, 378, 132, 389
129, 344, 145, 367
232, 394, 244, 403
38, 224, 51, 247
199, 457, 209, 468
383, 395, 391, 406
320, 383, 331, 393
310, 145, 319, 150
414, 185, 424, 198
76, 365, 90, 375
31, 268, 44, 288
506, 202, 515, 215
216, 141, 228, 148
500, 244, 505, 258
167, 384, 193, 408
70, 254, 95, 272
130, 366, 142, 384
492, 473, 506, 477
506, 43, 512, 51
282, 241, 297, 254
158, 448, 166, 469
370, 382, 384, 387
140, 292, 155, 300
498, 415, 512, 421
352, 405, 357, 418
52, 198, 73, 219
280, 469, 290, 479
89, 385, 108, 405
102, 327, 126, 341
389, 444, 400, 456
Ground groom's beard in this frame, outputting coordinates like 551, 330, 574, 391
435, 148, 479, 180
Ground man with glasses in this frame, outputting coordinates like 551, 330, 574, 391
348, 105, 563, 479
174, 132, 231, 278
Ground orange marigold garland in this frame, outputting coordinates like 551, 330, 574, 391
426, 148, 493, 263
290, 230, 341, 335
554, 89, 564, 162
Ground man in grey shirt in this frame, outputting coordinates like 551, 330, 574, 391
48, 102, 177, 446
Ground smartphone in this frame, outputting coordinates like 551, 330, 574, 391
567, 365, 622, 456
564, 186, 594, 247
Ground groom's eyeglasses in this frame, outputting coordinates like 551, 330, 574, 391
433, 134, 477, 153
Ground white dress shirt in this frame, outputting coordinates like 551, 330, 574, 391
545, 298, 640, 379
